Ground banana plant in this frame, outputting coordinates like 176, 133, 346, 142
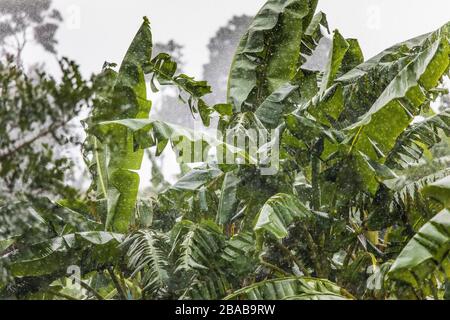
2, 0, 450, 300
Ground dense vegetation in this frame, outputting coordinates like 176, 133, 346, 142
1, 0, 450, 300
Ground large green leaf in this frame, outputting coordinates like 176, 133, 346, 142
122, 230, 169, 293
227, 0, 314, 112
97, 119, 255, 164
7, 232, 124, 278
422, 175, 450, 207
224, 277, 352, 300
216, 171, 240, 225
388, 209, 450, 286
254, 10, 330, 129
254, 193, 319, 239
89, 18, 153, 233
342, 23, 450, 194
171, 220, 225, 273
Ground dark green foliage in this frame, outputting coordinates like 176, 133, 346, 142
0, 57, 95, 199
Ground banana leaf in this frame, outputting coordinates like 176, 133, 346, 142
7, 232, 124, 278
227, 0, 313, 111
343, 23, 450, 194
388, 209, 450, 286
422, 176, 450, 207
224, 277, 353, 300
89, 18, 153, 233
254, 193, 324, 239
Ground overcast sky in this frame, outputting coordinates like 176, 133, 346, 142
24, 0, 450, 78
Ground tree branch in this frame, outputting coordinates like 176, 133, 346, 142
0, 119, 70, 161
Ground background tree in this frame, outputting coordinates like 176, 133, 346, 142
203, 15, 252, 105
0, 57, 95, 199
0, 0, 62, 65
0, 0, 94, 200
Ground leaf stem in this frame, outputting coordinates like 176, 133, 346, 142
48, 289, 79, 300
343, 240, 358, 268
274, 241, 310, 277
108, 268, 128, 300
94, 137, 108, 199
0, 119, 70, 161
259, 257, 290, 277
311, 155, 321, 211
311, 138, 323, 211
78, 279, 104, 300
299, 223, 327, 278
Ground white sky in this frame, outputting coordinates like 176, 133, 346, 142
25, 0, 450, 78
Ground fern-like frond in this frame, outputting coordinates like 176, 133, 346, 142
386, 112, 450, 169
122, 230, 169, 294
171, 220, 224, 273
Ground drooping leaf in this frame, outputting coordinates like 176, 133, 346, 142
216, 171, 240, 225
97, 119, 255, 164
227, 0, 313, 112
122, 230, 169, 293
254, 193, 319, 239
171, 167, 224, 192
224, 277, 352, 300
422, 175, 450, 207
171, 220, 225, 273
301, 11, 329, 57
7, 232, 124, 278
146, 53, 213, 126
255, 83, 299, 128
32, 198, 101, 235
342, 23, 450, 194
319, 30, 349, 95
388, 209, 450, 286
386, 112, 450, 169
